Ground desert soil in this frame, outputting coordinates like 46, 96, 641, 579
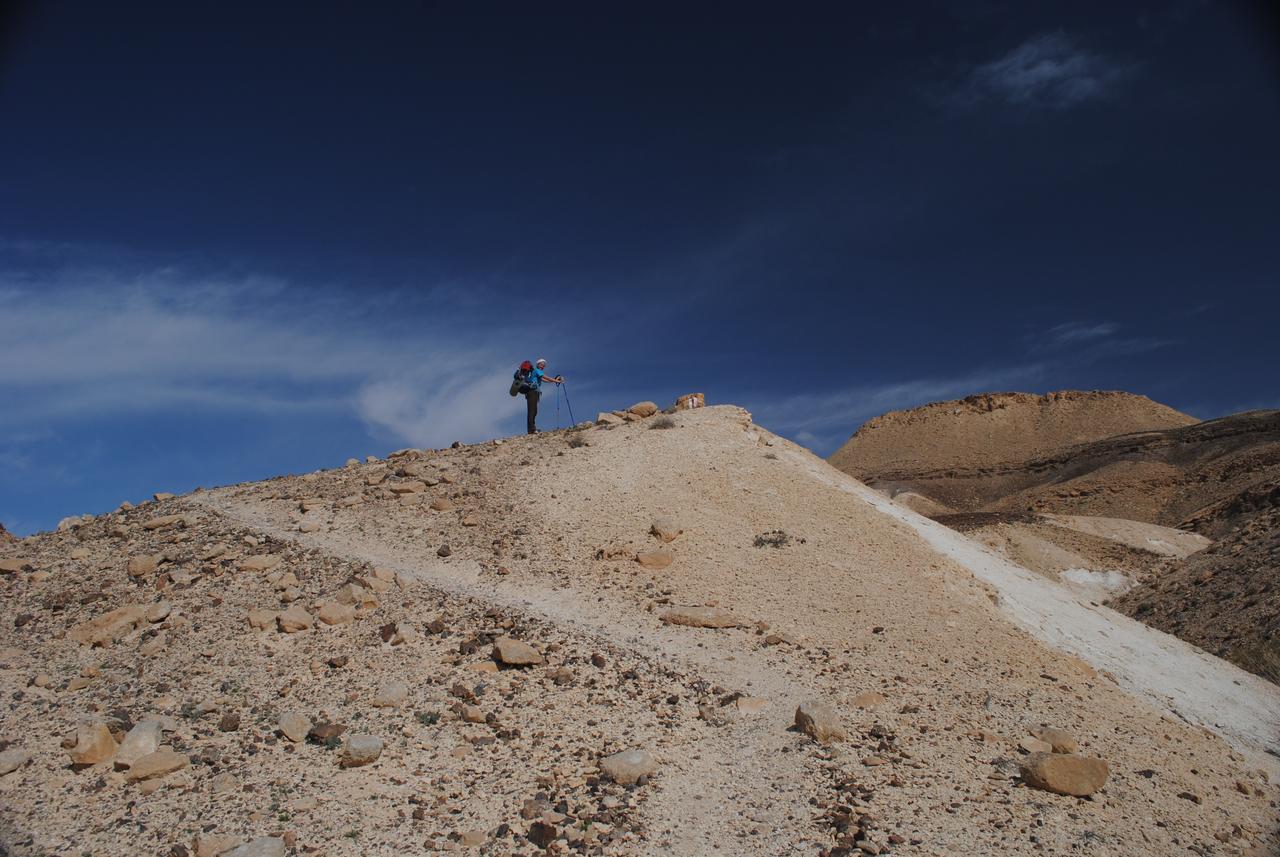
1, 406, 1277, 856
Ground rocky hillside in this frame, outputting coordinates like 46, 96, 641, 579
830, 397, 1280, 685
0, 522, 15, 544
829, 391, 1196, 481
1, 406, 1277, 856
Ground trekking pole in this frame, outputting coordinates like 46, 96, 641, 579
556, 382, 562, 429
561, 380, 577, 425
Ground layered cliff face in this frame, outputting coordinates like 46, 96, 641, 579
1, 406, 1276, 856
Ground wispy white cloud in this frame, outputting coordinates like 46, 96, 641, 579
1026, 320, 1174, 359
961, 32, 1132, 109
1043, 320, 1120, 344
0, 263, 532, 448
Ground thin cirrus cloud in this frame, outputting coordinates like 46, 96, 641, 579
0, 264, 530, 448
961, 32, 1132, 109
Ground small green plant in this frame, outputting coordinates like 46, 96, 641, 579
649, 416, 676, 430
415, 710, 440, 726
277, 813, 291, 822
343, 830, 360, 840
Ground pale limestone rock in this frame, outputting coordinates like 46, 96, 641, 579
66, 722, 118, 765
1020, 753, 1109, 796
341, 733, 383, 767
278, 712, 311, 743
493, 637, 543, 666
599, 749, 658, 785
115, 720, 163, 768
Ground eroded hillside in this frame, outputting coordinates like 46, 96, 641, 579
1, 406, 1277, 856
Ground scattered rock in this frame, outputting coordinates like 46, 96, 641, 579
317, 600, 356, 626
126, 748, 189, 782
0, 557, 31, 574
660, 606, 746, 629
851, 691, 886, 709
127, 555, 160, 578
341, 733, 383, 767
437, 544, 452, 558
527, 820, 558, 848
69, 605, 147, 647
795, 700, 845, 744
66, 722, 118, 765
278, 712, 312, 743
218, 712, 240, 732
276, 605, 313, 633
1019, 736, 1054, 755
246, 609, 277, 631
599, 748, 658, 785
430, 498, 455, 512
493, 637, 544, 666
146, 601, 172, 623
635, 551, 674, 569
650, 517, 683, 542
372, 680, 408, 708
226, 837, 286, 857
1030, 726, 1079, 754
115, 720, 163, 768
1019, 752, 1109, 797
239, 555, 282, 573
0, 747, 31, 776
142, 514, 185, 531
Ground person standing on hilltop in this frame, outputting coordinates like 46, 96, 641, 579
523, 358, 563, 434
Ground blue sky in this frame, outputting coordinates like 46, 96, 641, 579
2, 2, 1278, 534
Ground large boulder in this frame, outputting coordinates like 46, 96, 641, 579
1020, 752, 1109, 796
628, 401, 659, 418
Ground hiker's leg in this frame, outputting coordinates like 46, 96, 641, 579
526, 390, 540, 434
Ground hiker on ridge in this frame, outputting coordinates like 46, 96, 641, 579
523, 358, 563, 434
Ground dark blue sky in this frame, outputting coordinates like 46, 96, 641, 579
2, 2, 1278, 534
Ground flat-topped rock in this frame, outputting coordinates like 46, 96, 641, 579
660, 606, 746, 629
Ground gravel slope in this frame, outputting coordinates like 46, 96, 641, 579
1, 406, 1277, 856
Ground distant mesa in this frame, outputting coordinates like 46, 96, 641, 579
829, 390, 1280, 685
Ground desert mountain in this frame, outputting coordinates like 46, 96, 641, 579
828, 391, 1197, 482
1, 406, 1277, 855
830, 394, 1280, 686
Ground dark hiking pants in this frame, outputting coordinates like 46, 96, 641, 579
525, 389, 541, 434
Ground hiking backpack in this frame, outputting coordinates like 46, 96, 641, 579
509, 360, 534, 396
